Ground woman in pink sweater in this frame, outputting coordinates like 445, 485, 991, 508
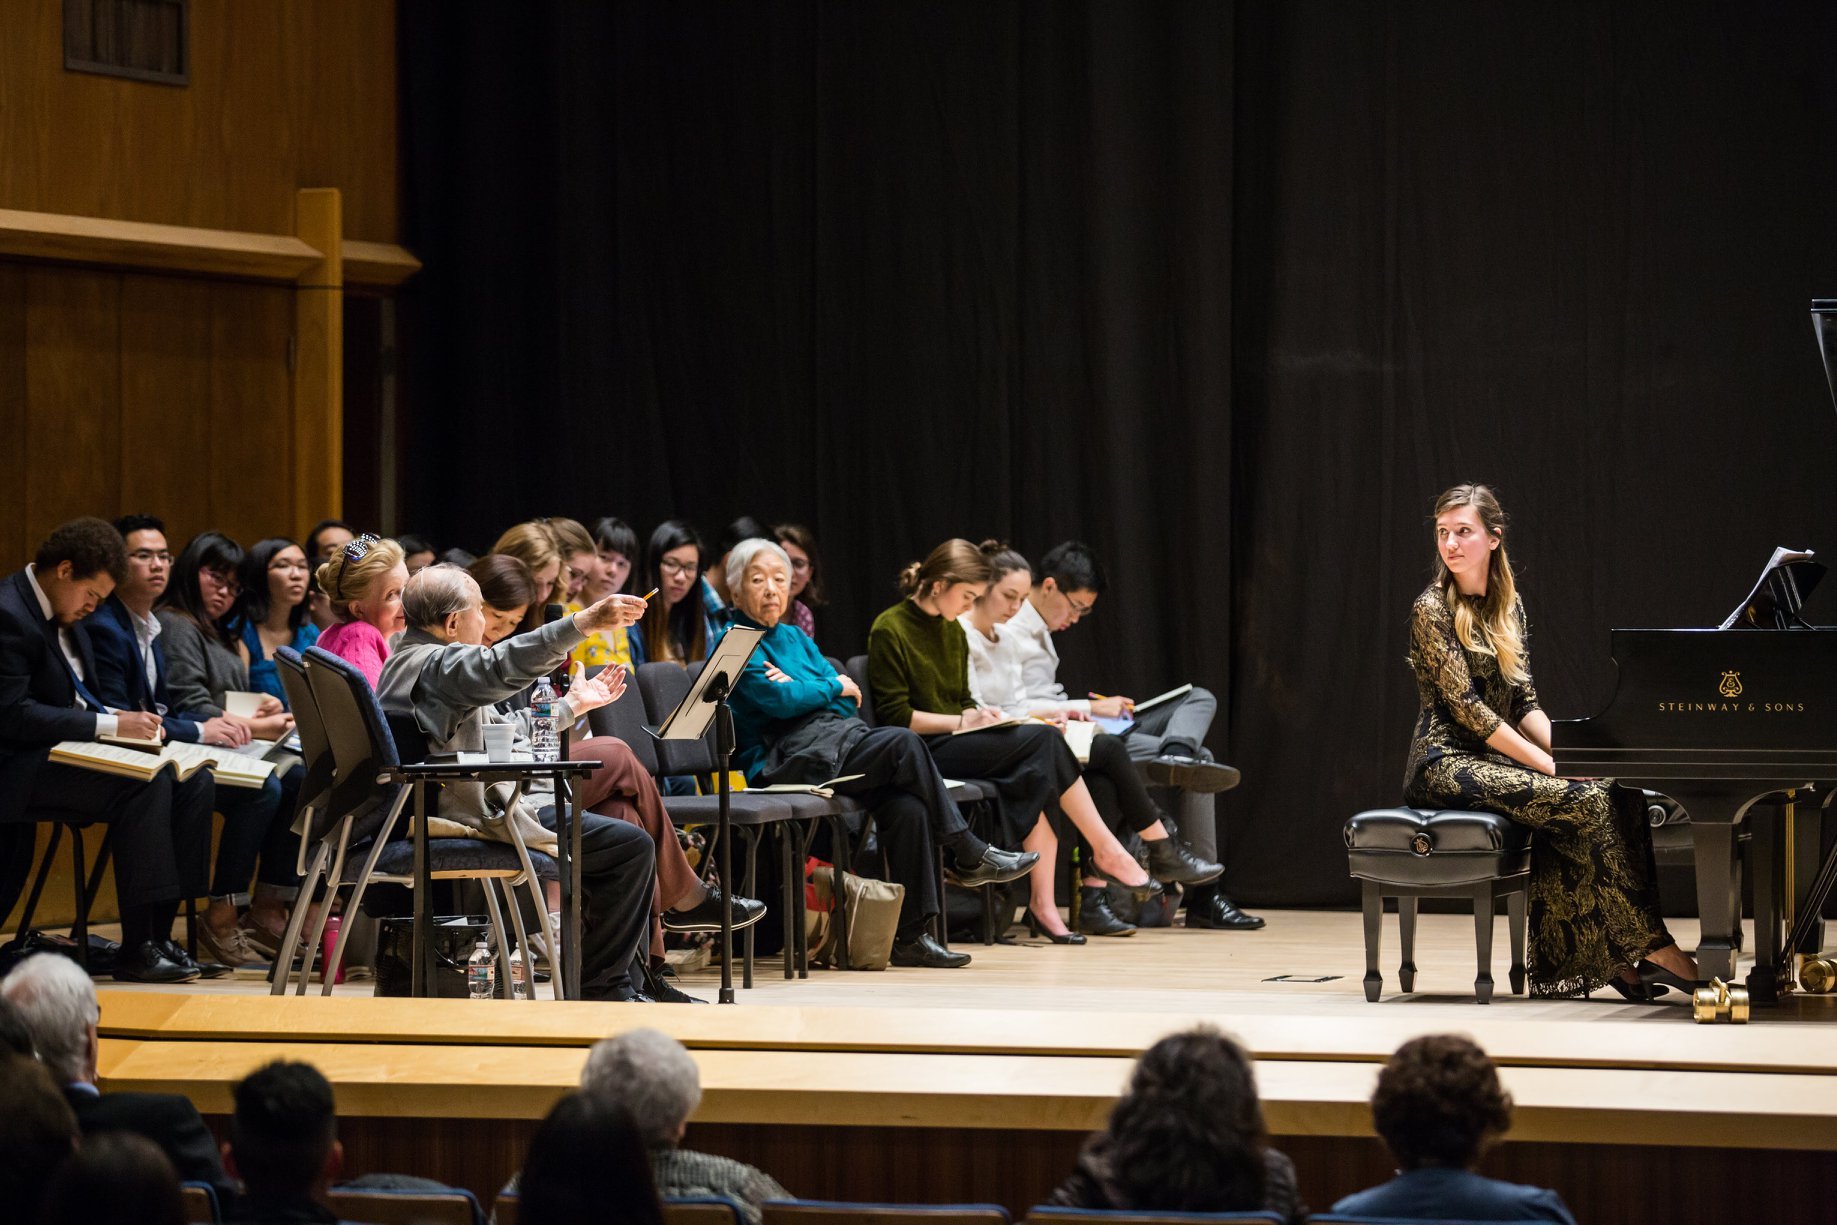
313, 534, 408, 690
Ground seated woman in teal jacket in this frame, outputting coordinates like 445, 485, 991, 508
721, 538, 1035, 971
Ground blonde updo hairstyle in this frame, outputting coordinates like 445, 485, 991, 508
1431, 483, 1528, 685
313, 536, 407, 624
898, 538, 996, 601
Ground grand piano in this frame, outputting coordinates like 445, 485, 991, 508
1552, 301, 1837, 999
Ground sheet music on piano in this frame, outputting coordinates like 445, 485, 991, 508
1718, 546, 1823, 629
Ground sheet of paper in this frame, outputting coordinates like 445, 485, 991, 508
224, 690, 266, 718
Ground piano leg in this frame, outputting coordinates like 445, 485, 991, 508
1749, 811, 1782, 1003
1796, 797, 1829, 955
1692, 820, 1742, 982
1507, 887, 1527, 995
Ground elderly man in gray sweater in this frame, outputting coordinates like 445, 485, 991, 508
378, 565, 694, 1001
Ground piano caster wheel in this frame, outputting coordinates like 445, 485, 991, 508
1693, 978, 1751, 1024
1800, 956, 1837, 994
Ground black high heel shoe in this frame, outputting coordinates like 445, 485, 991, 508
1637, 959, 1701, 995
1602, 977, 1667, 1002
1025, 912, 1087, 945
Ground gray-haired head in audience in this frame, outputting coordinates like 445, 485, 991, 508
724, 538, 792, 600
580, 1028, 702, 1148
401, 563, 479, 630
1, 952, 101, 1084
726, 539, 794, 630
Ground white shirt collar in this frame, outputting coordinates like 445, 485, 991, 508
24, 563, 54, 623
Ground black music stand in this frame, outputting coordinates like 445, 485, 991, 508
651, 625, 765, 1004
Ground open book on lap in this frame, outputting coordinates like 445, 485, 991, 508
751, 773, 867, 799
49, 740, 278, 789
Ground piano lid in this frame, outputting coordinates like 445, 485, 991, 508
1815, 299, 1837, 417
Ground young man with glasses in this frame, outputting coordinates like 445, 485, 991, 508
1003, 540, 1262, 930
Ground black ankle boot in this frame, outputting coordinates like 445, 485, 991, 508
1076, 886, 1137, 937
1144, 836, 1224, 886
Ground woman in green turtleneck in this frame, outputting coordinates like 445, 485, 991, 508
867, 539, 1158, 943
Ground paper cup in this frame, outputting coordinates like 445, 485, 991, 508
482, 724, 515, 763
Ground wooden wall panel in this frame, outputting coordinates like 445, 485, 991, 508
209, 284, 296, 544
0, 266, 26, 569
118, 277, 214, 539
0, 0, 399, 242
24, 269, 120, 543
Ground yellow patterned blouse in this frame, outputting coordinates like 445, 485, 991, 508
566, 601, 634, 672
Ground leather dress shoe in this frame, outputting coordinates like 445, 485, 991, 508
890, 932, 972, 969
1144, 836, 1224, 886
642, 965, 708, 1003
1075, 886, 1137, 937
113, 941, 201, 984
945, 846, 1040, 888
1145, 755, 1242, 794
160, 937, 231, 979
663, 885, 767, 933
1184, 890, 1265, 930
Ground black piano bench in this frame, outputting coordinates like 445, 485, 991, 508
1345, 808, 1531, 1004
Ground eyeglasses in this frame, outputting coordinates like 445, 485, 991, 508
788, 558, 812, 574
658, 559, 699, 577
127, 549, 173, 565
1064, 594, 1095, 618
201, 568, 242, 596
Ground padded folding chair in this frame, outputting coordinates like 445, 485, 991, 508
2, 815, 114, 973
288, 647, 560, 999
179, 1180, 221, 1224
326, 1185, 486, 1225
764, 1200, 1011, 1225
268, 647, 344, 993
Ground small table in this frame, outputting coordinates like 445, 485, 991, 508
379, 758, 603, 999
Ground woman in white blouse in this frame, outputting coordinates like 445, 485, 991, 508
960, 542, 1223, 936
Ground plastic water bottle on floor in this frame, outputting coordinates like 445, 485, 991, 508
530, 675, 559, 759
467, 938, 495, 1000
508, 946, 529, 999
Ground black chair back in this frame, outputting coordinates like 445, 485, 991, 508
585, 675, 664, 775
302, 646, 403, 845
637, 661, 717, 776
276, 647, 339, 839
845, 655, 877, 727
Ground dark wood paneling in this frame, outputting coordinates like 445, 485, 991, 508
198, 1116, 1837, 1225
24, 268, 120, 543
1, 0, 398, 242
0, 265, 26, 568
209, 282, 294, 544
119, 276, 214, 539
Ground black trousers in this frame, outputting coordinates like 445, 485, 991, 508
23, 761, 213, 911
209, 771, 294, 899
1083, 732, 1161, 836
537, 806, 655, 999
831, 727, 956, 936
925, 724, 1081, 846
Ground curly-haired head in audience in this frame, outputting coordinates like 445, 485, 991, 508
32, 517, 128, 625
1373, 1034, 1514, 1170
39, 1130, 183, 1225
0, 1050, 78, 1224
519, 1091, 663, 1225
467, 553, 542, 645
1047, 1027, 1303, 1222
311, 533, 407, 688
228, 1060, 343, 1213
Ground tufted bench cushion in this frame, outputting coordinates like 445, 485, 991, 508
1345, 807, 1530, 887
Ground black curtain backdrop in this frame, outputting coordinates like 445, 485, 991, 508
400, 2, 1837, 907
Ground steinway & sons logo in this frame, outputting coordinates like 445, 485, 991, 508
1654, 671, 1804, 714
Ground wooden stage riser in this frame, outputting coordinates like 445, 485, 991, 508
193, 1115, 1837, 1225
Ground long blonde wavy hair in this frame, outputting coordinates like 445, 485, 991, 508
1432, 483, 1528, 685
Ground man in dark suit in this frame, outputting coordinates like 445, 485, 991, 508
0, 517, 213, 982
2, 950, 236, 1208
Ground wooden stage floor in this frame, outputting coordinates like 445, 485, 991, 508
86, 908, 1837, 1223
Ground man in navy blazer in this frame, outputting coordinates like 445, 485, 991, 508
0, 518, 213, 984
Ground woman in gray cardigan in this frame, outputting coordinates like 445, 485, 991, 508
154, 532, 304, 967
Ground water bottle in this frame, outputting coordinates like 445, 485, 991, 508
508, 946, 529, 999
530, 675, 558, 760
467, 938, 495, 1000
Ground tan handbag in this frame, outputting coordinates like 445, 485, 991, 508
806, 864, 905, 971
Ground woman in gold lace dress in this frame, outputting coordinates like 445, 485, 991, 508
1402, 484, 1698, 1000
